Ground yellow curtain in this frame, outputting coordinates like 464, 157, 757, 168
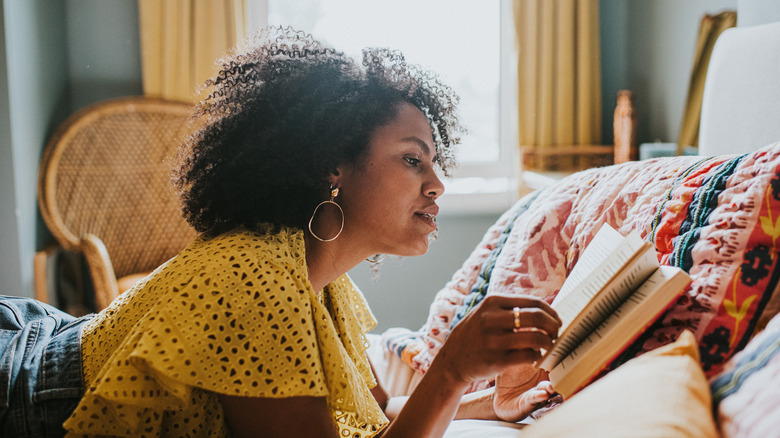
676, 10, 736, 155
138, 0, 247, 102
515, 0, 602, 171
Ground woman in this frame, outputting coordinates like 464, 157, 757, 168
0, 28, 560, 437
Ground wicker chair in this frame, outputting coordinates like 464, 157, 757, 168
37, 97, 197, 310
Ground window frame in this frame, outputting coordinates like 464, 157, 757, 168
247, 0, 519, 215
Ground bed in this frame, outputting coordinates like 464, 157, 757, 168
368, 14, 780, 438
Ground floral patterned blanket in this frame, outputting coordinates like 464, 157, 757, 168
383, 142, 780, 390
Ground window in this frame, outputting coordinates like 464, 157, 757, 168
248, 0, 518, 214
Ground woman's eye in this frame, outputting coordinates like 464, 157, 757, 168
404, 157, 421, 167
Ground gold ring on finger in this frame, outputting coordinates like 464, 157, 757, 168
512, 306, 522, 333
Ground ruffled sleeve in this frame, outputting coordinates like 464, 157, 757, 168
317, 275, 387, 437
324, 276, 378, 387
134, 260, 329, 398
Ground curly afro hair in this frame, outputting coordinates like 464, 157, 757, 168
173, 26, 464, 235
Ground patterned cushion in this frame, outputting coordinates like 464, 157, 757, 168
384, 142, 780, 387
710, 312, 780, 438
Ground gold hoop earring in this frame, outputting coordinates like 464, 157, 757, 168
308, 186, 344, 242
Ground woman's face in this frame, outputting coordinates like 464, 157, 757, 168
336, 102, 445, 257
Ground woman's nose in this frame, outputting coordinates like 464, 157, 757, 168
425, 171, 445, 200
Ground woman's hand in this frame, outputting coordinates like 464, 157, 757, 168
382, 296, 560, 437
494, 370, 557, 422
433, 295, 561, 387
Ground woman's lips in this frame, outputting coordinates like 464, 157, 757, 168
415, 212, 437, 230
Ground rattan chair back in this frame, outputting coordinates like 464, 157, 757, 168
38, 97, 197, 309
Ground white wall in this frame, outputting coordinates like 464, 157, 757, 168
65, 0, 142, 111
0, 0, 142, 297
0, 0, 69, 297
737, 0, 780, 26
0, 2, 20, 295
601, 0, 737, 145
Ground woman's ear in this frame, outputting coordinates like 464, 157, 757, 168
328, 168, 341, 188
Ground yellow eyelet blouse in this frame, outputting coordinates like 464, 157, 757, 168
63, 225, 388, 437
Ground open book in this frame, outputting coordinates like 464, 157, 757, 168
536, 223, 691, 398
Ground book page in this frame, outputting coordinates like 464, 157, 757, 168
552, 224, 625, 307
552, 229, 649, 331
548, 266, 691, 397
537, 223, 656, 372
542, 247, 659, 369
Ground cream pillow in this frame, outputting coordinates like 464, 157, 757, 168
522, 330, 718, 438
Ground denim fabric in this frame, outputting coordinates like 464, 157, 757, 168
0, 296, 92, 438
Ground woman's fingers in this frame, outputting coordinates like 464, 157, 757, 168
500, 348, 543, 366
490, 294, 562, 325
523, 387, 552, 406
439, 294, 563, 383
535, 380, 557, 397
505, 307, 561, 337
477, 295, 560, 366
472, 329, 556, 371
503, 329, 556, 352
478, 295, 562, 338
